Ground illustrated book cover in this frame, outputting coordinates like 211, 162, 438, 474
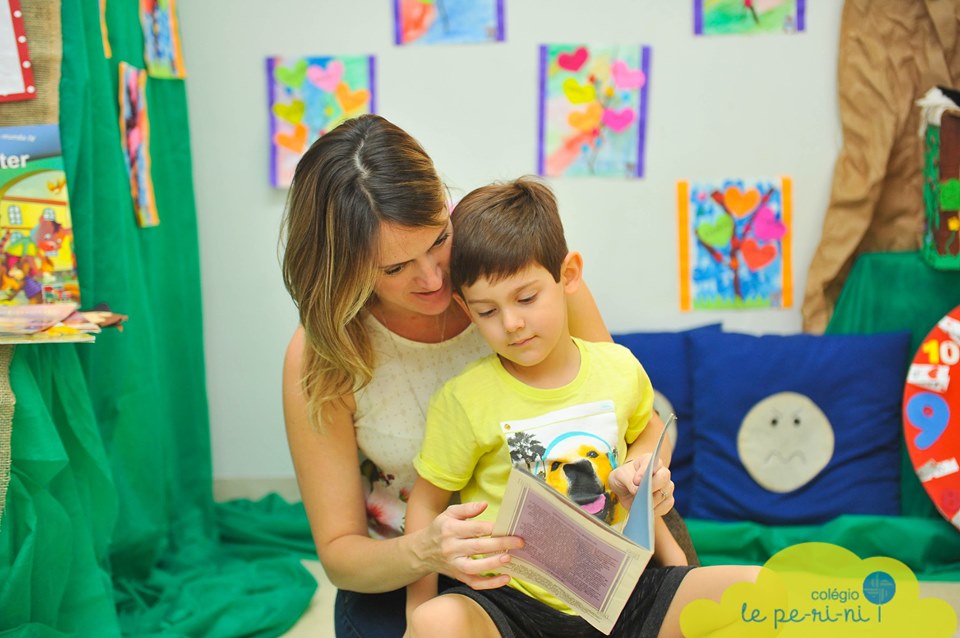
0, 124, 80, 305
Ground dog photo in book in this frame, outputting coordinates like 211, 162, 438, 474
503, 400, 627, 527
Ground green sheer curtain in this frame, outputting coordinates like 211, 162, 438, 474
688, 251, 960, 579
0, 2, 316, 636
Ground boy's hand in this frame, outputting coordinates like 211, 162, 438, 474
608, 456, 644, 509
608, 453, 675, 514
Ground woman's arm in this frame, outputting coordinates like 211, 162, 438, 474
569, 283, 679, 467
567, 281, 612, 343
284, 327, 521, 592
638, 410, 672, 467
567, 285, 686, 565
405, 478, 512, 618
285, 326, 420, 591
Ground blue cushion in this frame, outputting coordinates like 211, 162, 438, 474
688, 330, 911, 525
613, 325, 721, 516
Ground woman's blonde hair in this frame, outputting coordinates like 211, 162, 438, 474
280, 115, 447, 427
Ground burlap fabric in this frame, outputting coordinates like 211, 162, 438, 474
0, 0, 61, 529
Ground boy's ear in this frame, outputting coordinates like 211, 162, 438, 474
453, 293, 474, 322
561, 251, 583, 293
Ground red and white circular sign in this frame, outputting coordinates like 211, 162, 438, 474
903, 304, 960, 528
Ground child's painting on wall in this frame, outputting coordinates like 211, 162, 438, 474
695, 0, 805, 35
394, 0, 504, 45
140, 0, 186, 78
677, 177, 793, 311
267, 55, 375, 188
538, 44, 651, 178
119, 62, 159, 227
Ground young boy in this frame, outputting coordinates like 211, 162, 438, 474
404, 177, 692, 638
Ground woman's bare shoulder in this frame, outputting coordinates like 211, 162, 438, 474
282, 325, 356, 415
284, 325, 307, 372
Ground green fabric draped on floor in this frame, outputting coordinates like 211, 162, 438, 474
0, 2, 315, 636
687, 251, 960, 578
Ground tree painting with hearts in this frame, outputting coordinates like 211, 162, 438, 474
677, 178, 792, 311
538, 44, 651, 178
266, 55, 375, 187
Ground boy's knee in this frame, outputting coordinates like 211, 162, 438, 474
407, 595, 491, 638
408, 596, 464, 638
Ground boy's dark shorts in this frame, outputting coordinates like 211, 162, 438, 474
442, 565, 694, 638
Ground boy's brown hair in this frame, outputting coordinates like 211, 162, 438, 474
450, 176, 568, 295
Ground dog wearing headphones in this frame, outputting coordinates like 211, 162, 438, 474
543, 442, 625, 526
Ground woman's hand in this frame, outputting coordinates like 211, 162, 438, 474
406, 479, 523, 590
420, 500, 524, 590
608, 453, 675, 515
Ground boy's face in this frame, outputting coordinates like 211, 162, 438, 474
457, 254, 581, 372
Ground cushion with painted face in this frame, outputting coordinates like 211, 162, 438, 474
688, 330, 911, 525
612, 324, 721, 516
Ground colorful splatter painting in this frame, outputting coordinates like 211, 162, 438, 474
140, 0, 186, 78
538, 44, 651, 178
119, 62, 159, 227
677, 177, 792, 310
267, 55, 375, 188
394, 0, 504, 45
695, 0, 805, 35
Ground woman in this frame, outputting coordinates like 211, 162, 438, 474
280, 114, 676, 637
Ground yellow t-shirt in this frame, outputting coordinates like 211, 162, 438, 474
413, 338, 654, 613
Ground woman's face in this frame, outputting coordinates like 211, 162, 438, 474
373, 217, 453, 318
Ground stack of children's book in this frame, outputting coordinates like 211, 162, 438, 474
0, 124, 126, 344
0, 303, 95, 344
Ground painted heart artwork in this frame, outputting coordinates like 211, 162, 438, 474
677, 177, 793, 311
119, 62, 159, 227
394, 0, 504, 45
538, 44, 651, 178
266, 55, 376, 187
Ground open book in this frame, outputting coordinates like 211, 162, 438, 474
491, 416, 673, 635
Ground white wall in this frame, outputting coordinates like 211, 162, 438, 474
178, 1, 844, 480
